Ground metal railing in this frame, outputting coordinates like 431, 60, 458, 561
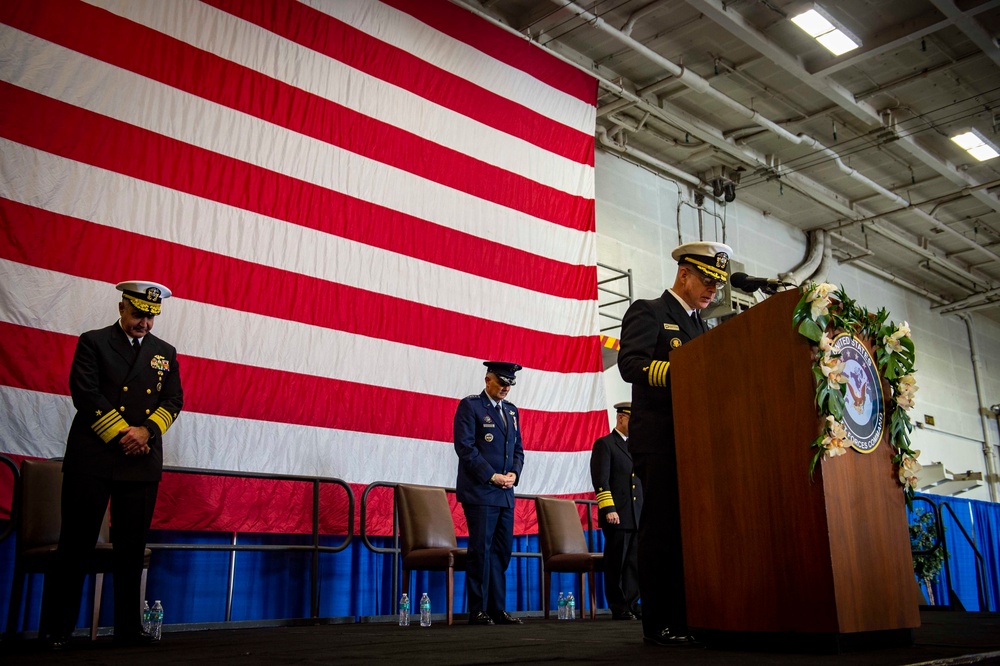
0, 456, 355, 623
359, 481, 599, 615
911, 495, 994, 612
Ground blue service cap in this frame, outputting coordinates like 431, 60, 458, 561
484, 361, 522, 386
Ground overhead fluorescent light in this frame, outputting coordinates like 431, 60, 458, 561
790, 6, 861, 56
951, 130, 999, 161
790, 9, 834, 37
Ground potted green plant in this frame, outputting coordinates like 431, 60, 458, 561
910, 508, 945, 604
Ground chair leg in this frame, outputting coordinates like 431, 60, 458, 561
446, 567, 454, 626
588, 571, 596, 620
543, 572, 551, 619
140, 567, 148, 614
6, 568, 25, 636
91, 573, 103, 641
577, 573, 586, 619
402, 570, 411, 604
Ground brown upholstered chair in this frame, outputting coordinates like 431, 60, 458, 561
535, 496, 604, 620
5, 458, 150, 640
395, 484, 467, 625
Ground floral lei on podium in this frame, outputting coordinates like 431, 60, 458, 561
792, 282, 920, 503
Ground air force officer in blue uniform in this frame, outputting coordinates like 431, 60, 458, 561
454, 361, 525, 626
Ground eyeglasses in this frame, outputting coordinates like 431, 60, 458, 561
690, 271, 726, 290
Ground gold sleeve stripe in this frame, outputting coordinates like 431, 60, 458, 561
647, 360, 670, 387
596, 491, 615, 510
92, 410, 128, 444
148, 407, 175, 435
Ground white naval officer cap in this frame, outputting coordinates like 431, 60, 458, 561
116, 280, 172, 315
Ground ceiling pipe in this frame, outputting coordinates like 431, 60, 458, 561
862, 221, 992, 290
549, 0, 805, 146
932, 286, 1000, 313
621, 0, 670, 36
807, 239, 835, 284
833, 254, 951, 305
828, 232, 874, 264
781, 229, 825, 285
596, 125, 703, 187
449, 0, 997, 302
690, 0, 1000, 220
549, 0, 1000, 274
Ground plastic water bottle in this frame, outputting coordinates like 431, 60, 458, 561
398, 593, 410, 626
150, 600, 163, 640
557, 592, 566, 620
142, 600, 151, 634
419, 593, 431, 627
567, 592, 576, 620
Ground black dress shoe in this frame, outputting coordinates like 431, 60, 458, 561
468, 611, 495, 626
642, 628, 695, 646
491, 611, 523, 625
113, 630, 157, 647
612, 610, 636, 621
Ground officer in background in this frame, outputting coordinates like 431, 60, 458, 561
590, 401, 642, 621
40, 281, 183, 648
454, 361, 525, 626
618, 241, 732, 646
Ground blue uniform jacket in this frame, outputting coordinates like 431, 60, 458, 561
454, 391, 524, 507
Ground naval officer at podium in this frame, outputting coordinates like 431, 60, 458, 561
618, 241, 733, 647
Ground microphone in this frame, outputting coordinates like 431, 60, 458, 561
729, 272, 795, 295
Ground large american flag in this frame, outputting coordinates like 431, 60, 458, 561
0, 0, 605, 534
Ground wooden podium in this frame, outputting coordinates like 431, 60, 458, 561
671, 289, 920, 647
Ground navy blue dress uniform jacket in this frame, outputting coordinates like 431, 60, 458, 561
454, 391, 524, 507
63, 323, 183, 482
590, 430, 643, 530
617, 291, 705, 456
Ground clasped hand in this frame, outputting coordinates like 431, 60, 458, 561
491, 472, 516, 489
119, 425, 151, 456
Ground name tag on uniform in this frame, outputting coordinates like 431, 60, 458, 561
664, 323, 679, 330
482, 422, 495, 428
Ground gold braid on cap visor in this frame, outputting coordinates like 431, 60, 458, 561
124, 294, 161, 315
685, 257, 728, 282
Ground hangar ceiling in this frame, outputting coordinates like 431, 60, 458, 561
454, 0, 1000, 318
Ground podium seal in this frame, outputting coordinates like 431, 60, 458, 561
832, 334, 884, 453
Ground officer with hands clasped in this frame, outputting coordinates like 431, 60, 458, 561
591, 401, 643, 621
454, 361, 525, 626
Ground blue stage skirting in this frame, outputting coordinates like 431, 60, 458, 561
3, 491, 997, 632
0, 532, 607, 631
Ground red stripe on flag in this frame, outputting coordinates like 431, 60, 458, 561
205, 0, 595, 166
0, 83, 596, 302
0, 322, 608, 453
383, 0, 598, 107
0, 200, 602, 374
0, 0, 595, 230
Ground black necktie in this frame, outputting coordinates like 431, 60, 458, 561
132, 338, 141, 357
